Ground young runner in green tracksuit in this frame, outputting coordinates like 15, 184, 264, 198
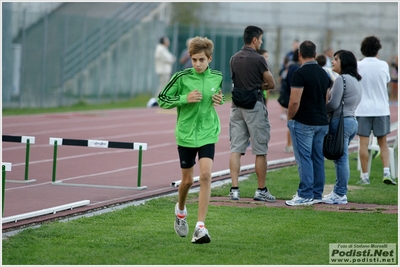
157, 36, 225, 244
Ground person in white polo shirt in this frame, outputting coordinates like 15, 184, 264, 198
355, 36, 396, 185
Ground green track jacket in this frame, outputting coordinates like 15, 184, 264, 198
157, 67, 225, 148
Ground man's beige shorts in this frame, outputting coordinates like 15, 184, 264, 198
229, 101, 270, 155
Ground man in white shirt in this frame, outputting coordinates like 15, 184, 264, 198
355, 36, 395, 185
148, 36, 176, 108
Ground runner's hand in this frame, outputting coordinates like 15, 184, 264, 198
188, 90, 202, 103
212, 90, 223, 106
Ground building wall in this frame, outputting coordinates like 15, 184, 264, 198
200, 2, 398, 74
9, 2, 63, 37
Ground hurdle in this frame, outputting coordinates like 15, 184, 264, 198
49, 137, 147, 190
2, 135, 36, 183
2, 162, 12, 216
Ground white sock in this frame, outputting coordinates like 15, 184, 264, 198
384, 167, 390, 175
195, 221, 204, 228
362, 172, 369, 180
178, 209, 186, 215
175, 203, 187, 216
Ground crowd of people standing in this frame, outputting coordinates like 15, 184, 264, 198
153, 27, 397, 244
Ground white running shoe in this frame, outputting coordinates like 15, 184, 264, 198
228, 189, 240, 200
285, 192, 314, 206
174, 203, 188, 237
253, 189, 276, 202
356, 178, 370, 185
383, 173, 397, 185
322, 191, 348, 204
313, 199, 323, 204
191, 225, 211, 244
146, 97, 158, 108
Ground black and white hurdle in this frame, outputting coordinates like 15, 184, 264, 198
49, 137, 148, 190
2, 135, 36, 183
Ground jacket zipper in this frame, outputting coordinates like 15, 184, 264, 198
195, 74, 204, 147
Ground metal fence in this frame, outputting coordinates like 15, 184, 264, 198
2, 3, 398, 108
2, 6, 247, 108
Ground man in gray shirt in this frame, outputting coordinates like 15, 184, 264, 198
228, 25, 276, 202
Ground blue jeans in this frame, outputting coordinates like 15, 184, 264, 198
288, 120, 328, 199
329, 117, 358, 196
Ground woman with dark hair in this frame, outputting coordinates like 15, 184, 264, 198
322, 50, 362, 204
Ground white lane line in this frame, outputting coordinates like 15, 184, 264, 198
4, 158, 179, 191
2, 124, 289, 152
2, 109, 233, 129
8, 120, 176, 136
2, 111, 174, 128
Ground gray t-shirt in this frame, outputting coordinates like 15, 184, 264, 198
326, 74, 361, 119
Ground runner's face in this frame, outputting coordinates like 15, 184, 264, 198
191, 52, 211, 73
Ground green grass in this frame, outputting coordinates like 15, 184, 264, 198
2, 154, 397, 265
210, 153, 398, 206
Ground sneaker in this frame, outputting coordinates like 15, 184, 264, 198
284, 146, 293, 153
146, 97, 158, 108
356, 178, 370, 185
174, 203, 188, 237
313, 199, 323, 204
253, 189, 276, 202
285, 193, 314, 206
228, 189, 240, 200
372, 150, 380, 159
322, 191, 348, 204
383, 173, 397, 185
191, 225, 211, 244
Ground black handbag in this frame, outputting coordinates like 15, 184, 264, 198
277, 88, 290, 108
323, 75, 346, 160
232, 87, 259, 109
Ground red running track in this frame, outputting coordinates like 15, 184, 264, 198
1, 100, 398, 229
